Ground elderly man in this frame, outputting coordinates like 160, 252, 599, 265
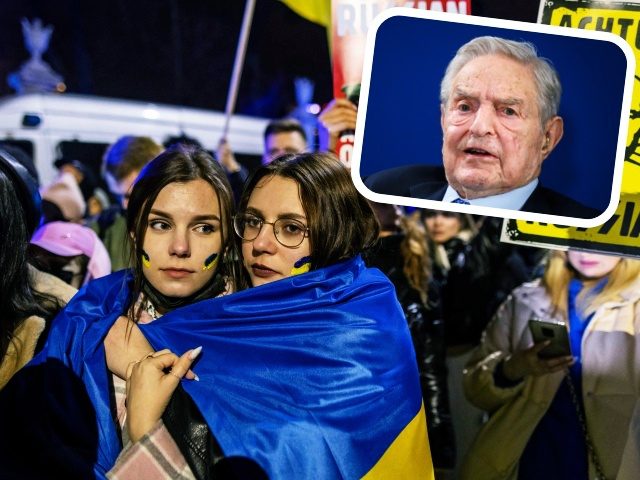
365, 36, 597, 218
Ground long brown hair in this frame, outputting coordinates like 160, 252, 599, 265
125, 144, 241, 320
399, 211, 431, 304
238, 153, 379, 279
372, 201, 432, 304
0, 150, 64, 362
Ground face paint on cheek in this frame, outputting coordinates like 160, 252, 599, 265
202, 252, 219, 271
142, 250, 151, 269
290, 256, 311, 276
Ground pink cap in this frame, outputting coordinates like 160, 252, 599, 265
30, 221, 112, 285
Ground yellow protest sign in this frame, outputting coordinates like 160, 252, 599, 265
503, 0, 640, 256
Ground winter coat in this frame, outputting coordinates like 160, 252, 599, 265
0, 266, 76, 389
461, 278, 640, 480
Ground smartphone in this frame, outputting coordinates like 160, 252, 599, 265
528, 318, 572, 359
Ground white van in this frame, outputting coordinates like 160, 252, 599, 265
0, 93, 269, 186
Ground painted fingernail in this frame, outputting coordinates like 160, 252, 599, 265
189, 346, 203, 360
193, 374, 200, 382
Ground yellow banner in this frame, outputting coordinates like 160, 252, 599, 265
505, 1, 640, 257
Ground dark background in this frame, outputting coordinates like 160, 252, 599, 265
0, 0, 332, 117
0, 1, 540, 118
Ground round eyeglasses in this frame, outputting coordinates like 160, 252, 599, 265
233, 213, 310, 248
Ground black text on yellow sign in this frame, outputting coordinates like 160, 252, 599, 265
502, 1, 640, 257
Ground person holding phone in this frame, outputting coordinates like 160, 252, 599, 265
461, 249, 640, 480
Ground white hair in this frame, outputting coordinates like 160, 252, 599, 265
440, 36, 562, 126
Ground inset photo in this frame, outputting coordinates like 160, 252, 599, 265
351, 8, 634, 228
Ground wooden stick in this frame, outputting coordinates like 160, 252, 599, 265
222, 0, 257, 140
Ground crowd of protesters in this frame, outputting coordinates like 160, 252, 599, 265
0, 98, 638, 480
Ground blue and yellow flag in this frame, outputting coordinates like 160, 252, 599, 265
0, 256, 433, 479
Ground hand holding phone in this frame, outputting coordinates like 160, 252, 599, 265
501, 318, 574, 381
528, 318, 572, 359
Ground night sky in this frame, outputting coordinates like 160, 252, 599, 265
0, 1, 538, 118
0, 0, 333, 118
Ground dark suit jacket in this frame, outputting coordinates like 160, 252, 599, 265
364, 165, 600, 219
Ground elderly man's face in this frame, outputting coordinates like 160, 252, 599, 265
441, 54, 562, 200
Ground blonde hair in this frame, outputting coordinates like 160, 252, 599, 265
542, 250, 640, 319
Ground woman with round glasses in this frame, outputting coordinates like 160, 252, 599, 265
234, 211, 310, 248
5, 153, 430, 479
107, 153, 430, 478
233, 206, 311, 284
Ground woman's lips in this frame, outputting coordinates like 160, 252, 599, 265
251, 264, 278, 278
579, 261, 600, 267
162, 268, 194, 279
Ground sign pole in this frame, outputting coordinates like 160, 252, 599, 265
222, 0, 257, 140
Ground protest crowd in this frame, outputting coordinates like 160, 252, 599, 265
0, 2, 639, 480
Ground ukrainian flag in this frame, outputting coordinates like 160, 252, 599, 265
142, 256, 433, 478
0, 256, 434, 479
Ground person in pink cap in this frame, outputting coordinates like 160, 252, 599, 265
29, 221, 111, 288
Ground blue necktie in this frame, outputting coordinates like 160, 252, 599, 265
452, 198, 470, 205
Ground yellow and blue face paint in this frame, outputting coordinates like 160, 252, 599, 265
142, 250, 151, 268
290, 256, 311, 276
202, 253, 219, 271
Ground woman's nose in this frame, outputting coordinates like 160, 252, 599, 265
169, 231, 190, 257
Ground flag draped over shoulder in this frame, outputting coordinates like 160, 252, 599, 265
0, 256, 433, 479
280, 0, 331, 27
142, 255, 432, 478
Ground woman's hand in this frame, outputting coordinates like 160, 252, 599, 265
105, 316, 198, 381
125, 346, 202, 443
502, 341, 574, 382
105, 316, 154, 379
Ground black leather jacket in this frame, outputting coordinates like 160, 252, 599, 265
442, 217, 547, 348
365, 234, 455, 469
163, 385, 268, 480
